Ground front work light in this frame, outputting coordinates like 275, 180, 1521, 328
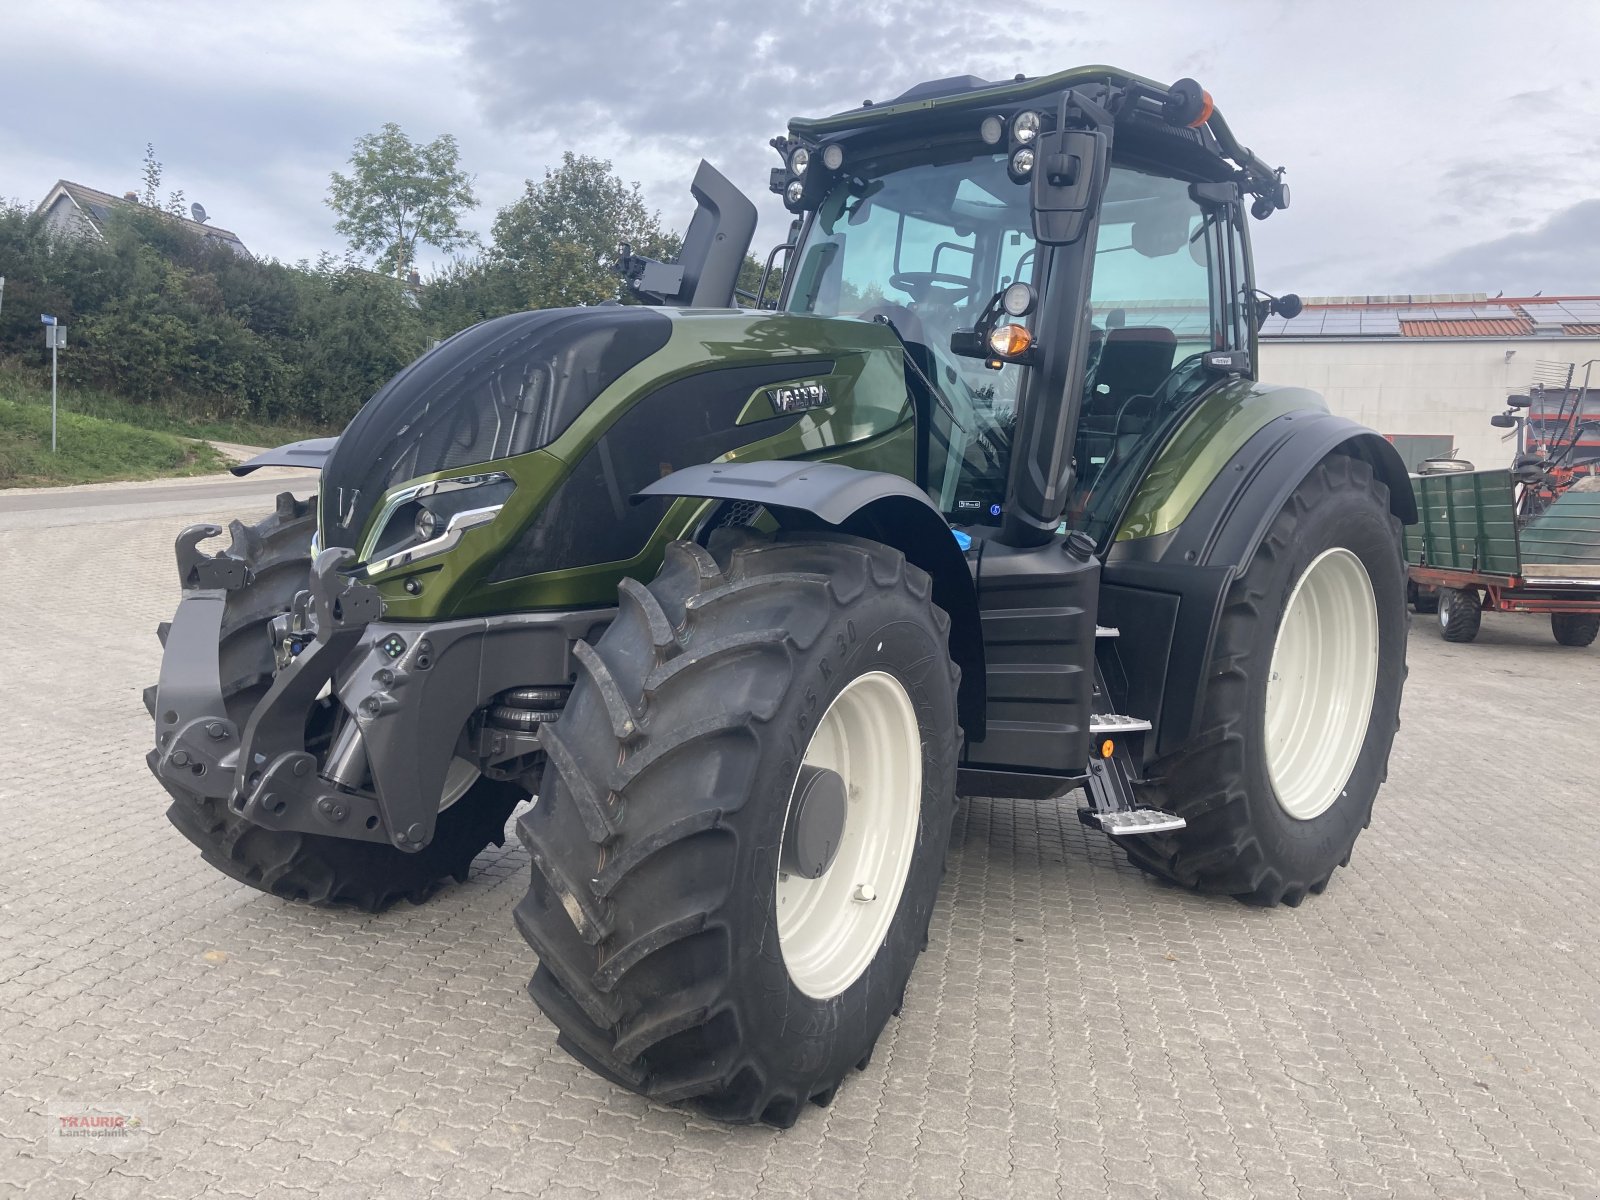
1002, 282, 1037, 317
980, 115, 1005, 145
821, 143, 844, 171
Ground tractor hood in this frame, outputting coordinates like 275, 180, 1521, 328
318, 306, 673, 553
316, 305, 909, 567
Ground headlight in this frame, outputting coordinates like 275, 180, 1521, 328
361, 472, 515, 576
1012, 110, 1041, 143
1010, 147, 1035, 178
788, 147, 810, 175
785, 179, 805, 205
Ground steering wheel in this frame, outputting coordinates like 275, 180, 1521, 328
889, 271, 975, 305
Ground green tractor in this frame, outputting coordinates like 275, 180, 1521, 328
148, 66, 1414, 1126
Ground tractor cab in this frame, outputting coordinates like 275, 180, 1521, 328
771, 68, 1293, 549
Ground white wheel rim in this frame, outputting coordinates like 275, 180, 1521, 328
438, 757, 480, 812
1264, 547, 1380, 821
777, 671, 922, 1000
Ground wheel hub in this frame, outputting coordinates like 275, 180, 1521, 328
780, 765, 848, 879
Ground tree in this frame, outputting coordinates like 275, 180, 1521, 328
140, 143, 189, 219
327, 124, 479, 278
491, 153, 677, 308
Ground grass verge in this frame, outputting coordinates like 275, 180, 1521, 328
0, 361, 328, 447
0, 398, 229, 488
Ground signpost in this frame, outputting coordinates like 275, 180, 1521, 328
42, 315, 66, 453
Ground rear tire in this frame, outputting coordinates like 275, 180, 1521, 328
1551, 612, 1600, 647
1438, 586, 1482, 642
514, 533, 959, 1126
1407, 581, 1438, 613
149, 493, 524, 912
1123, 454, 1407, 906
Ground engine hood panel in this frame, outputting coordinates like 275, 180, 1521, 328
319, 306, 672, 552
319, 305, 904, 556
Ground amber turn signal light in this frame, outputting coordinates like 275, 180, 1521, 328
987, 323, 1032, 358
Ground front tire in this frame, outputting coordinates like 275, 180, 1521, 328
1124, 454, 1408, 906
514, 533, 959, 1126
1552, 612, 1600, 647
149, 493, 524, 912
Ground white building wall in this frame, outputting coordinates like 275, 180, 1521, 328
40, 195, 97, 241
1258, 337, 1600, 470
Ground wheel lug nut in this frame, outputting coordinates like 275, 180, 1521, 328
853, 883, 876, 903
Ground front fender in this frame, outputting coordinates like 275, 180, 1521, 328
637, 461, 986, 738
230, 436, 338, 476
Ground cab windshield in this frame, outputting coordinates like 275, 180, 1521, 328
785, 154, 1028, 521
784, 151, 1238, 532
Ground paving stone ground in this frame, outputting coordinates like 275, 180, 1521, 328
1, 480, 1597, 1199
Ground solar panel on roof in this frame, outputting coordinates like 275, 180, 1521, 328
1524, 301, 1600, 324
1400, 307, 1510, 321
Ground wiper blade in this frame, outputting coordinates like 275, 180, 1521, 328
873, 315, 967, 432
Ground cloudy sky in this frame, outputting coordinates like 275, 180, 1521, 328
4, 0, 1598, 298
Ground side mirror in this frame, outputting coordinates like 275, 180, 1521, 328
1253, 292, 1302, 325
1031, 127, 1107, 245
1490, 413, 1518, 429
1507, 394, 1532, 409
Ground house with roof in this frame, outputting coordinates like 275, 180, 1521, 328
1258, 295, 1600, 471
36, 180, 252, 260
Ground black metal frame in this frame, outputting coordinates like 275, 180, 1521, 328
153, 527, 607, 853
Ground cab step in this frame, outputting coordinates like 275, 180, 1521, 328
1089, 713, 1152, 735
1089, 808, 1187, 836
1095, 625, 1119, 638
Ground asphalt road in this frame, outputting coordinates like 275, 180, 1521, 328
1, 475, 1597, 1199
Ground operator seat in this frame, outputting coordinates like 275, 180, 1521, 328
1095, 326, 1178, 412
1079, 326, 1178, 474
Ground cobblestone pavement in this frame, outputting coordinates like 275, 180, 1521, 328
2, 481, 1597, 1200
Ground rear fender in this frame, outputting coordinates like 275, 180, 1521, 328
636, 461, 985, 737
1103, 411, 1415, 758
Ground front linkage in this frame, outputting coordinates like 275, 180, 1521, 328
151, 518, 601, 856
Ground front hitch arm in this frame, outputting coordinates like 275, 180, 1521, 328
228, 549, 399, 841
174, 523, 247, 590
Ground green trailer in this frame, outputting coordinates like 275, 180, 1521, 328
1406, 470, 1600, 645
